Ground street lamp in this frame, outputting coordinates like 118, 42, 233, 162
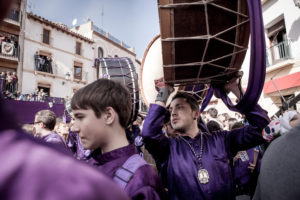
294, 0, 300, 8
62, 72, 71, 85
65, 72, 71, 81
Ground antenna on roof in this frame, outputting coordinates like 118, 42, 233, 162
101, 6, 104, 27
27, 1, 35, 12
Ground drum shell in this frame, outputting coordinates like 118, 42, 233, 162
97, 57, 139, 124
157, 0, 250, 85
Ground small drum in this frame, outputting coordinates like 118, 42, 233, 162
140, 35, 208, 106
95, 57, 139, 124
158, 0, 250, 85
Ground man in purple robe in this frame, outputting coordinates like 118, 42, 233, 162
71, 79, 168, 200
33, 110, 67, 148
142, 79, 270, 200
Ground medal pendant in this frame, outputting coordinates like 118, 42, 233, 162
198, 168, 209, 184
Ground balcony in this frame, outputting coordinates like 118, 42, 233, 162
267, 40, 291, 67
34, 54, 53, 74
3, 9, 21, 27
0, 42, 19, 62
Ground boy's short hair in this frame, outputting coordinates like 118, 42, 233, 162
71, 79, 132, 128
171, 92, 199, 111
35, 110, 56, 130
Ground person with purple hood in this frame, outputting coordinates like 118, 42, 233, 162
142, 77, 270, 200
71, 78, 167, 200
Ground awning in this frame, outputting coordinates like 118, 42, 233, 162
263, 71, 300, 94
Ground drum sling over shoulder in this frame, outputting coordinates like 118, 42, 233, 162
113, 154, 147, 189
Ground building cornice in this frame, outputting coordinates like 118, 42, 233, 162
27, 12, 94, 44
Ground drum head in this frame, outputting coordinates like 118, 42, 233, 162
140, 35, 208, 107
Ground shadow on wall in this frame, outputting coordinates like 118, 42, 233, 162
288, 16, 300, 42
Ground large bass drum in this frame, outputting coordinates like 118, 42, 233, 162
157, 0, 250, 85
95, 57, 139, 124
140, 35, 208, 107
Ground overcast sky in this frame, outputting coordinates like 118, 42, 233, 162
27, 0, 160, 59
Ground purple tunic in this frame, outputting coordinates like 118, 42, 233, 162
0, 99, 130, 200
67, 131, 91, 160
142, 104, 270, 200
87, 144, 168, 200
233, 148, 262, 187
42, 132, 67, 147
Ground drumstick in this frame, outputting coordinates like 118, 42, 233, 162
253, 149, 259, 167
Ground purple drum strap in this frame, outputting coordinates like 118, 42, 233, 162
113, 154, 147, 190
200, 85, 214, 112
201, 0, 266, 114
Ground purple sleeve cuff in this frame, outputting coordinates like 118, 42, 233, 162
142, 104, 167, 138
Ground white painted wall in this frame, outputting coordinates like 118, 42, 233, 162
73, 21, 141, 75
22, 15, 95, 98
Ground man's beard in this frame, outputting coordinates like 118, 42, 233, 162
173, 126, 186, 134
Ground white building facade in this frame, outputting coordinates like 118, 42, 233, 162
21, 13, 141, 99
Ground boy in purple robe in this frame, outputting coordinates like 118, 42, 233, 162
33, 110, 67, 148
0, 99, 130, 200
71, 79, 167, 200
142, 79, 270, 200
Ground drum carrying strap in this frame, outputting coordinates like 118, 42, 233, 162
113, 154, 147, 190
201, 0, 266, 114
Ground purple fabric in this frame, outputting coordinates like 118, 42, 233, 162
203, 0, 267, 114
42, 132, 68, 148
113, 154, 147, 189
142, 104, 269, 200
0, 78, 4, 94
67, 131, 91, 160
4, 99, 69, 124
200, 85, 214, 112
0, 99, 130, 200
87, 144, 168, 200
233, 148, 262, 187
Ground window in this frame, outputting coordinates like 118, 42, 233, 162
74, 65, 82, 80
34, 52, 53, 74
76, 42, 81, 55
43, 29, 50, 45
37, 86, 50, 97
98, 47, 104, 58
266, 18, 290, 65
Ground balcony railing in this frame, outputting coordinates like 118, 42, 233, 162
7, 10, 20, 22
0, 43, 19, 60
93, 24, 132, 50
267, 40, 291, 67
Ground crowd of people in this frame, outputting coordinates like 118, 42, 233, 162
1, 2, 300, 200
1, 86, 66, 105
0, 71, 18, 96
15, 77, 299, 200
